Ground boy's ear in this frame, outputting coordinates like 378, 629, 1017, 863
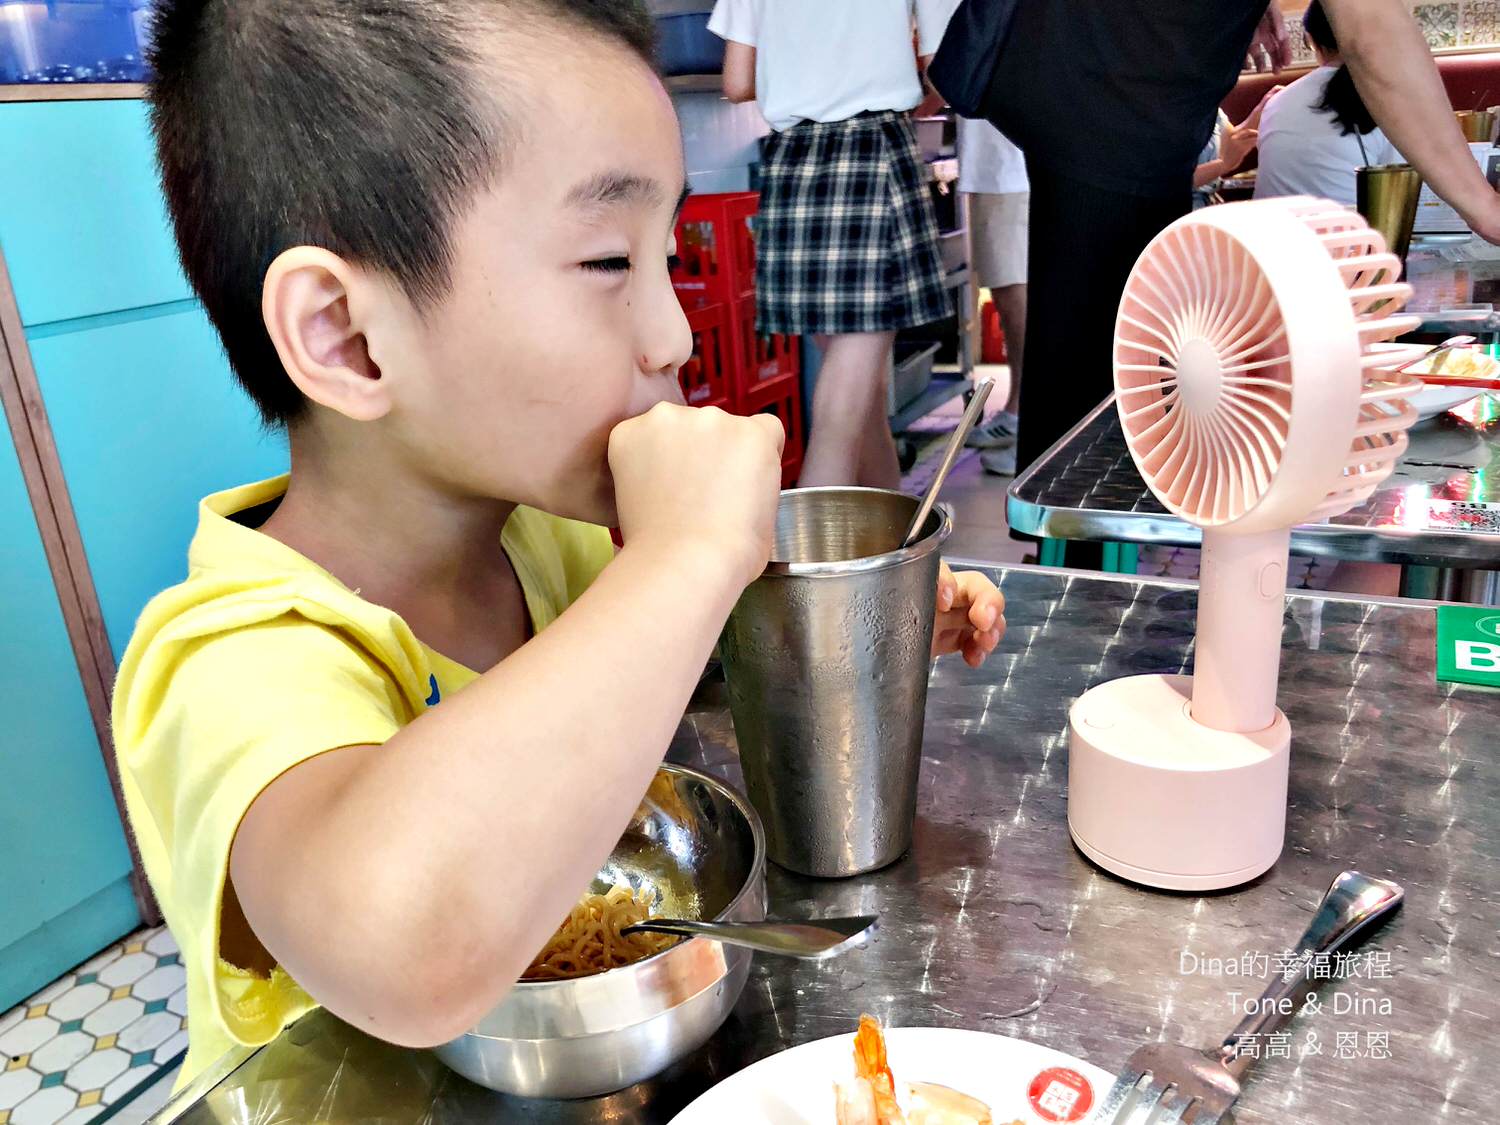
262, 247, 392, 422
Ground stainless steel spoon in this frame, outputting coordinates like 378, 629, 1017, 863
621, 914, 877, 959
902, 377, 995, 548
1398, 333, 1477, 375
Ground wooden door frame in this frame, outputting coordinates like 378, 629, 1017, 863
0, 249, 159, 925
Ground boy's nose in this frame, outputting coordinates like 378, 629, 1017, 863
638, 288, 694, 378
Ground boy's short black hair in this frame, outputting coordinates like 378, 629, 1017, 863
148, 0, 656, 427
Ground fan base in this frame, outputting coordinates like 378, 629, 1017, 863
1068, 673, 1291, 892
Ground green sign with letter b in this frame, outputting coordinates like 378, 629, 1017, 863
1436, 606, 1500, 688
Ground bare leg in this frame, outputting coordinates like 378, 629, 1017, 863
992, 283, 1026, 413
800, 331, 898, 488
858, 360, 902, 489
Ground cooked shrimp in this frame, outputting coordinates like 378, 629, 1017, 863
835, 1015, 905, 1125
907, 1081, 994, 1125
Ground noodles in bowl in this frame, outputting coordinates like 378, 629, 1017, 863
522, 884, 678, 981
435, 764, 766, 1099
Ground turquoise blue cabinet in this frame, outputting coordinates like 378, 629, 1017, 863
0, 101, 193, 330
0, 94, 285, 1008
32, 308, 288, 660
0, 423, 138, 1010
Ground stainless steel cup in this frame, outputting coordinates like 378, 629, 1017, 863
719, 488, 952, 878
1456, 109, 1496, 143
1356, 163, 1423, 262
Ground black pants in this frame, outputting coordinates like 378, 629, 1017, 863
1016, 161, 1191, 475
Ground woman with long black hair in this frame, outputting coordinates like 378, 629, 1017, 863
1254, 1, 1403, 206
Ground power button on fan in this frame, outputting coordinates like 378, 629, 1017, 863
1258, 561, 1285, 598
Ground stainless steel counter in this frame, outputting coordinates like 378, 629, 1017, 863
156, 566, 1499, 1124
1008, 394, 1500, 601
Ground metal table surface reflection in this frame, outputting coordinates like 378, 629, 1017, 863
155, 566, 1499, 1124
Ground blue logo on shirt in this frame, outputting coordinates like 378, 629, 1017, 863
426, 674, 442, 707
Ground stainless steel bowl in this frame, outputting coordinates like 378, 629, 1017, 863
432, 765, 766, 1099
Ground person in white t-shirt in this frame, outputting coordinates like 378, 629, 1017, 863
955, 117, 1027, 477
1254, 1, 1403, 207
710, 0, 957, 488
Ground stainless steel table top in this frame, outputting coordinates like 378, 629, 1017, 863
1407, 232, 1500, 337
1008, 395, 1500, 567
156, 566, 1499, 1125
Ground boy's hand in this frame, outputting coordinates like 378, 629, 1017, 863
932, 563, 1006, 668
610, 403, 784, 589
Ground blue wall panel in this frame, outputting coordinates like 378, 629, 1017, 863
0, 100, 193, 327
0, 409, 137, 1007
31, 307, 289, 661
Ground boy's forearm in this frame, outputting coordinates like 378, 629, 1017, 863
233, 538, 748, 1045
1327, 0, 1500, 240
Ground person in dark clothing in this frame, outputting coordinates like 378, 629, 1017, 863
962, 1, 1282, 476
937, 0, 1500, 481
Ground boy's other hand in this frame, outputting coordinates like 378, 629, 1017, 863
610, 403, 784, 589
932, 563, 1006, 668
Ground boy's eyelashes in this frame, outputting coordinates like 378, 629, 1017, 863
582, 255, 632, 274
579, 255, 682, 275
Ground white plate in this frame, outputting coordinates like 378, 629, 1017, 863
670, 1027, 1116, 1125
1409, 383, 1483, 421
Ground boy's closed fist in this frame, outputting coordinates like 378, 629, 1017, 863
610, 403, 784, 588
932, 563, 1006, 668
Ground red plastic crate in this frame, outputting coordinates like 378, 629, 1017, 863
679, 303, 733, 409
732, 297, 799, 400
744, 371, 806, 488
671, 191, 759, 309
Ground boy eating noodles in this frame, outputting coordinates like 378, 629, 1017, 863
113, 0, 1007, 1083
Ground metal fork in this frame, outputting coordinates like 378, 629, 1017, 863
1092, 870, 1405, 1124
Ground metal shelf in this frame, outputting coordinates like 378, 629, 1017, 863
891, 372, 970, 433
665, 73, 723, 93
942, 267, 971, 291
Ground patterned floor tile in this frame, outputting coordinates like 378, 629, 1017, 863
0, 1020, 58, 1062
27, 1035, 90, 1081
117, 1014, 177, 1057
11, 1086, 76, 1125
62, 1047, 128, 1093
80, 1001, 141, 1040
129, 969, 177, 1007
0, 926, 186, 1125
0, 1071, 41, 1112
95, 957, 153, 993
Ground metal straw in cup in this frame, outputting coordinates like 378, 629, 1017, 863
719, 489, 952, 878
1356, 163, 1423, 263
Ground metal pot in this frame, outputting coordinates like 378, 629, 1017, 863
432, 765, 766, 1099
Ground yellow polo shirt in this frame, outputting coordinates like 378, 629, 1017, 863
110, 476, 614, 1085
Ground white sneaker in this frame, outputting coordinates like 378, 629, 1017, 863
966, 411, 1019, 450
980, 447, 1017, 476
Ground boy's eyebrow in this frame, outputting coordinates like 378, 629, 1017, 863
565, 171, 693, 214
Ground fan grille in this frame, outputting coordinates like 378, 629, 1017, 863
1115, 198, 1424, 528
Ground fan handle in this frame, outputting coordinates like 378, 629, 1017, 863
1193, 526, 1293, 734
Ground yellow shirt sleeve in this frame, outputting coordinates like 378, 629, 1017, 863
115, 614, 415, 1071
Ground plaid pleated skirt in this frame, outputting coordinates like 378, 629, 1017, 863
757, 110, 950, 336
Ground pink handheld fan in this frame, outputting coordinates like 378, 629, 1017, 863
1068, 197, 1425, 891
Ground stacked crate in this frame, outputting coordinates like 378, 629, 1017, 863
672, 192, 804, 487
